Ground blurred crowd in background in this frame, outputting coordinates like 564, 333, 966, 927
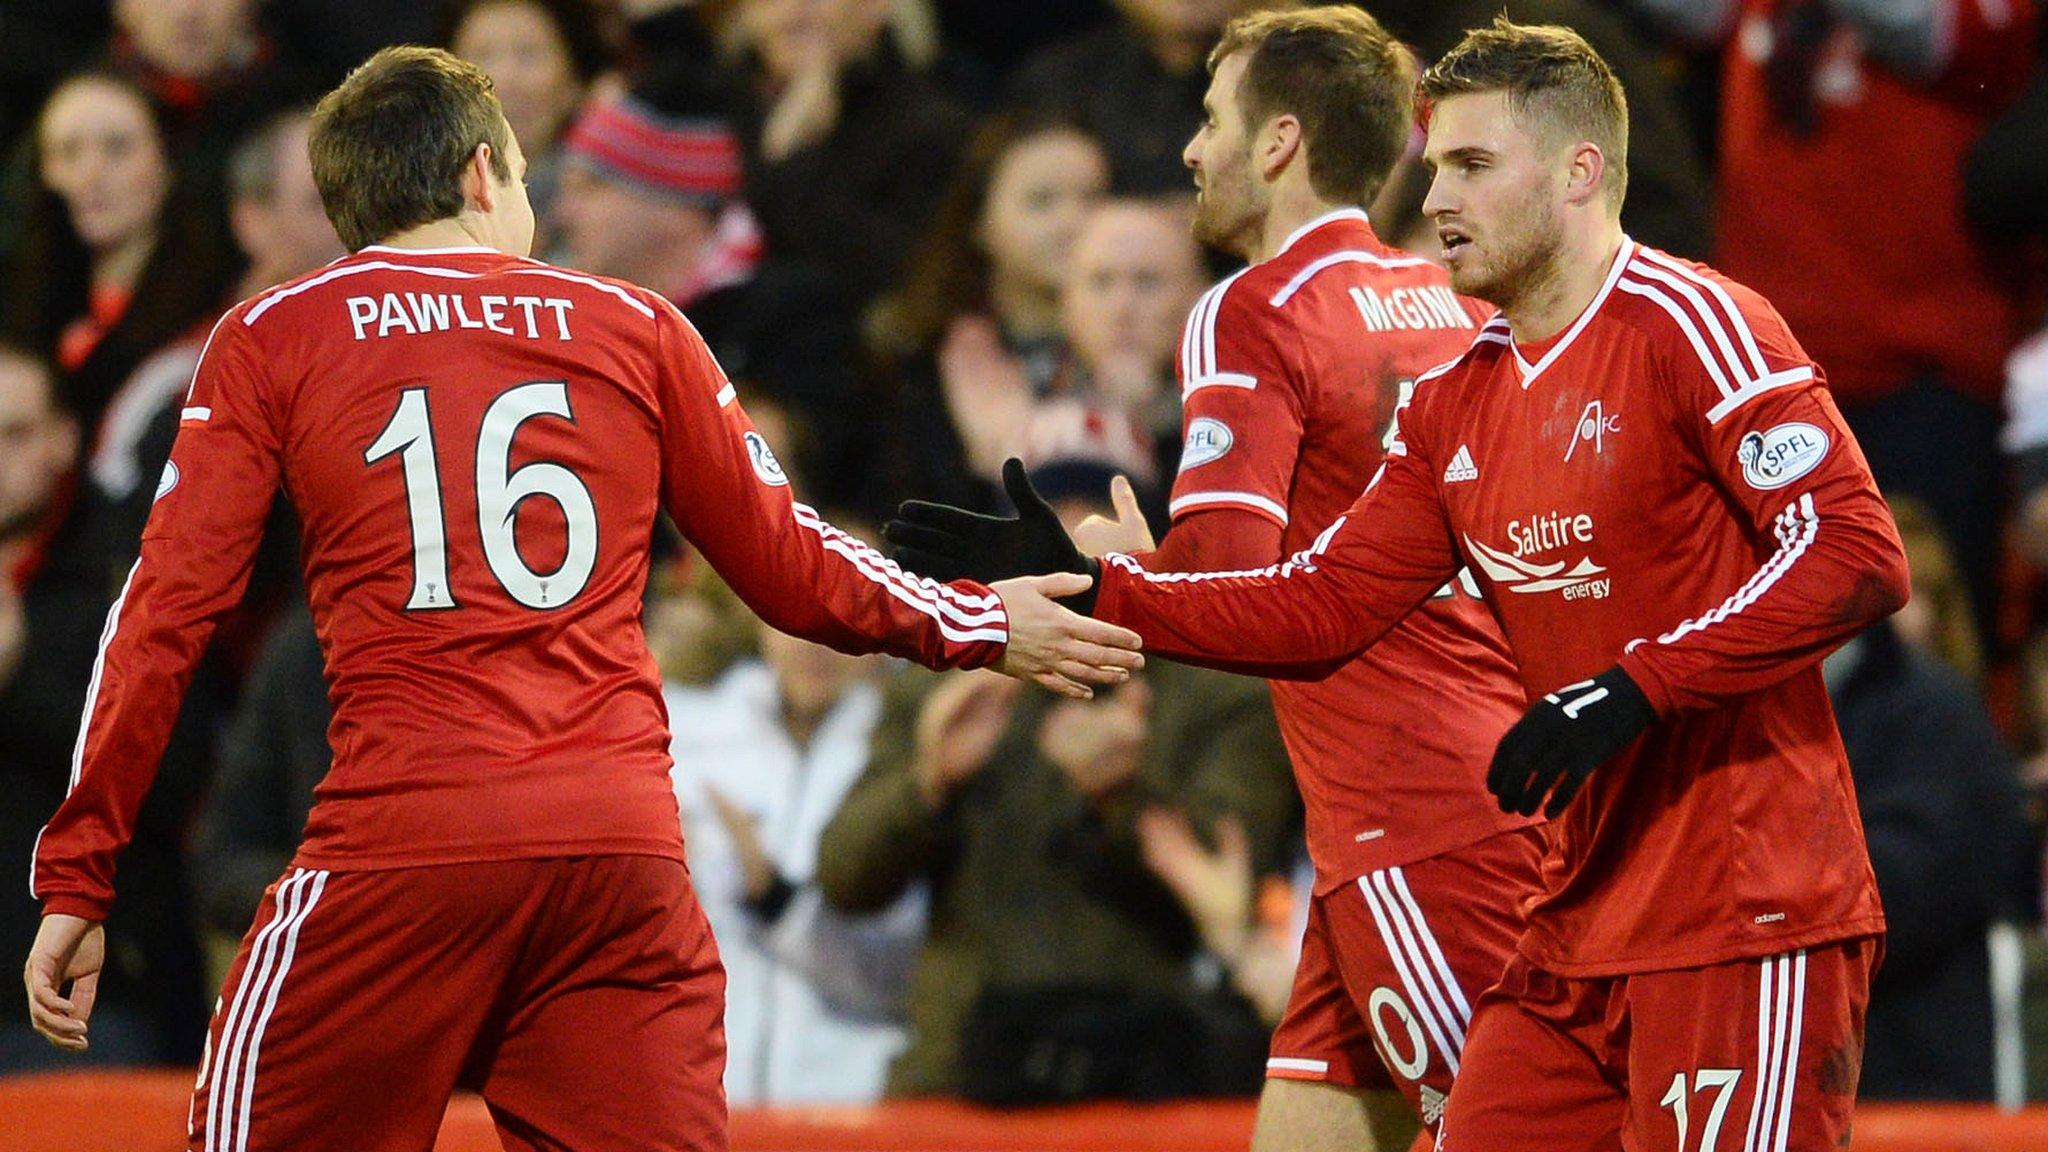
0, 0, 2045, 1110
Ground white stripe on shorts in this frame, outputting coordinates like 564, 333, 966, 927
1357, 870, 1466, 1075
1743, 949, 1808, 1152
206, 869, 328, 1152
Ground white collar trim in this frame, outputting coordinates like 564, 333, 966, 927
1273, 207, 1371, 259
356, 244, 501, 257
1510, 237, 1635, 389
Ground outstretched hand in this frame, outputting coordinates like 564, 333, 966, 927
887, 459, 1093, 597
992, 572, 1142, 699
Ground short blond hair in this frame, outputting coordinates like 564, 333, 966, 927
1420, 17, 1629, 208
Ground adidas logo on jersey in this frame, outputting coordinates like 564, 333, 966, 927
1420, 1085, 1448, 1125
1443, 445, 1479, 483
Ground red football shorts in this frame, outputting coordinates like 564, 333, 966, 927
1266, 827, 1543, 1123
185, 855, 726, 1152
1438, 936, 1879, 1152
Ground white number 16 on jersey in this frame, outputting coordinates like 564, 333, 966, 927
365, 381, 599, 611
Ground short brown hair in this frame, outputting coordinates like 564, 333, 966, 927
1419, 17, 1629, 207
309, 46, 514, 250
1208, 5, 1417, 206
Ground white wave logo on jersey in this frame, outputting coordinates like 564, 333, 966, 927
1179, 418, 1233, 471
154, 461, 180, 502
1737, 422, 1829, 490
744, 431, 789, 486
1464, 531, 1610, 599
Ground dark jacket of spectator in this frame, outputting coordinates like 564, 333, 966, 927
190, 599, 329, 936
817, 662, 1299, 1098
930, 0, 1115, 103
737, 43, 973, 308
1826, 620, 2029, 1101
0, 500, 217, 1067
1004, 22, 1207, 196
687, 260, 877, 514
1376, 0, 1712, 259
1963, 17, 2048, 244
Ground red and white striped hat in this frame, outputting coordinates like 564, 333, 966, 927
562, 93, 743, 207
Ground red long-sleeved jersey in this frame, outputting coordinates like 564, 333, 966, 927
1097, 239, 1909, 975
1154, 209, 1533, 892
33, 246, 1007, 922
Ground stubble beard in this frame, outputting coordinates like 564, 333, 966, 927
1450, 198, 1563, 313
1190, 165, 1259, 260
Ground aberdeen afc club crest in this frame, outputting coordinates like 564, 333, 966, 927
744, 431, 789, 486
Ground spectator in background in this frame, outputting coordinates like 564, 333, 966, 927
554, 82, 870, 511
725, 0, 973, 307
0, 0, 321, 264
89, 108, 342, 557
1007, 0, 1268, 194
1824, 617, 2029, 1100
818, 465, 1299, 1100
1053, 200, 1207, 500
870, 114, 1109, 513
1135, 805, 1304, 1028
0, 72, 240, 438
0, 347, 210, 1068
1978, 22, 2048, 579
1889, 497, 1986, 680
444, 0, 612, 255
1628, 0, 2039, 637
666, 608, 921, 1105
88, 111, 342, 957
1369, 0, 1711, 258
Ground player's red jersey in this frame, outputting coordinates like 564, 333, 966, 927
32, 245, 1009, 921
1096, 239, 1907, 976
1166, 209, 1532, 891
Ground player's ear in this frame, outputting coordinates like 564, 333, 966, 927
464, 142, 498, 214
1563, 141, 1605, 208
1260, 114, 1302, 183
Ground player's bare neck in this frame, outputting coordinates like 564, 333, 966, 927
1250, 186, 1349, 265
1502, 229, 1625, 346
375, 218, 499, 254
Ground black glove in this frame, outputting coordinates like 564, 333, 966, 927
1488, 665, 1656, 818
885, 458, 1098, 604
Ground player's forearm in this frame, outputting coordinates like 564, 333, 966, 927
1619, 487, 1910, 714
33, 560, 239, 918
1092, 527, 1412, 681
723, 505, 1010, 672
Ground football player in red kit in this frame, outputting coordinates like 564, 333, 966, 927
1029, 9, 1545, 1148
21, 48, 1140, 1152
893, 20, 1908, 1151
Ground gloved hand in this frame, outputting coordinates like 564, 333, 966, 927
886, 458, 1099, 608
1488, 665, 1656, 818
